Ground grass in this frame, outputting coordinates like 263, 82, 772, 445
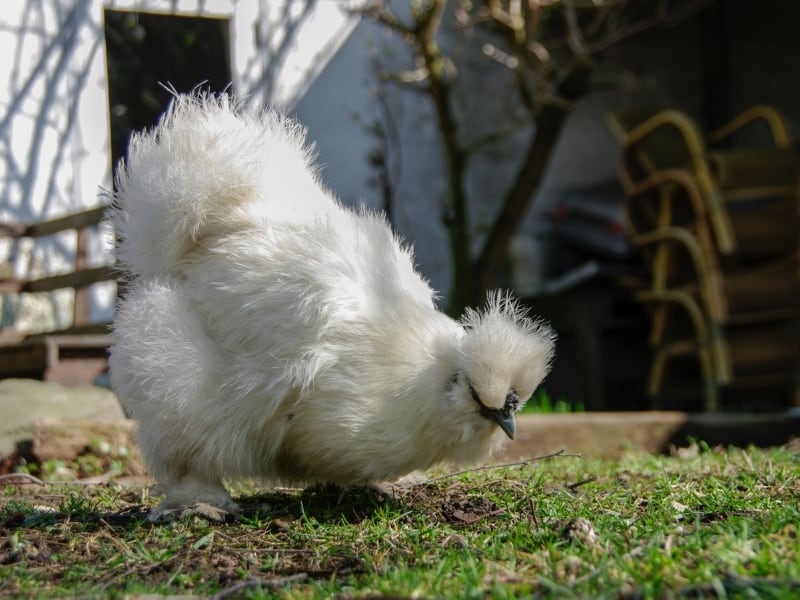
521, 389, 584, 414
1, 442, 799, 598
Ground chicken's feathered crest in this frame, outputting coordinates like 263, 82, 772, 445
459, 291, 555, 410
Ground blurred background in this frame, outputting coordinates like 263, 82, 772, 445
1, 0, 797, 413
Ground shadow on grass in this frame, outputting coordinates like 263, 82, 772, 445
235, 483, 399, 525
2, 483, 399, 534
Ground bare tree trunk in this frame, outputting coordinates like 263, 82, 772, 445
430, 75, 470, 316
411, 1, 473, 316
472, 103, 568, 303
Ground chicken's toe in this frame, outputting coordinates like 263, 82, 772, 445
148, 501, 240, 523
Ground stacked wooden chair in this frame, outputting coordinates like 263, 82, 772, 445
609, 105, 799, 411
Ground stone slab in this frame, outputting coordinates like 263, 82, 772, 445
0, 378, 125, 459
497, 411, 800, 461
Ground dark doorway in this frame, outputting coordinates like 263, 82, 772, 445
103, 10, 232, 169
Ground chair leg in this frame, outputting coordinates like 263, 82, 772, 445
648, 349, 668, 409
650, 305, 668, 346
708, 326, 732, 385
697, 342, 719, 412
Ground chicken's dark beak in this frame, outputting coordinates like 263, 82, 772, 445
492, 410, 516, 440
495, 390, 519, 439
469, 386, 519, 440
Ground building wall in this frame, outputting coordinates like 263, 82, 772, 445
0, 0, 357, 330
0, 0, 113, 329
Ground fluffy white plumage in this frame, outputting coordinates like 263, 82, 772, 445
108, 92, 555, 519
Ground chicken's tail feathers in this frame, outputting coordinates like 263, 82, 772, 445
108, 90, 319, 279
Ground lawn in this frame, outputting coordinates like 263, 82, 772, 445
1, 441, 798, 598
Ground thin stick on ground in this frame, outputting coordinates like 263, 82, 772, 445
566, 476, 598, 491
426, 449, 582, 483
0, 473, 44, 485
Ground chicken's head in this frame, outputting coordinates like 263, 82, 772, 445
452, 292, 555, 441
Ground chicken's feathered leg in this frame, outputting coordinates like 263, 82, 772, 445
150, 472, 240, 523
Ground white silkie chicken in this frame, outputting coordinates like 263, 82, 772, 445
108, 92, 555, 521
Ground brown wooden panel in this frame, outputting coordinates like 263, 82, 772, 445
2, 266, 117, 294
0, 205, 107, 239
0, 205, 115, 386
0, 343, 48, 377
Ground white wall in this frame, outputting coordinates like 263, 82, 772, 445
0, 0, 110, 222
0, 0, 113, 329
0, 0, 358, 330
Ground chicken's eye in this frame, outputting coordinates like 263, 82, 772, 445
468, 383, 483, 408
468, 383, 496, 418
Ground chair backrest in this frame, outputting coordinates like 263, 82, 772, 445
609, 110, 703, 179
613, 106, 800, 323
610, 105, 799, 409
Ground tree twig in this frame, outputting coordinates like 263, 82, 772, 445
0, 473, 45, 485
426, 448, 581, 483
591, 0, 715, 54
565, 476, 597, 491
357, 1, 416, 43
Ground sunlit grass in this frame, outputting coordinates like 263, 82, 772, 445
1, 444, 798, 598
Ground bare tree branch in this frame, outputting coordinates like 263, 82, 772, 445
591, 0, 716, 54
362, 0, 716, 314
359, 1, 416, 43
563, 0, 589, 60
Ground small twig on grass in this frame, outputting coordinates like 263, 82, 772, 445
225, 546, 314, 555
528, 497, 540, 529
565, 476, 597, 491
451, 507, 508, 526
0, 473, 44, 485
212, 573, 309, 599
426, 449, 581, 483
